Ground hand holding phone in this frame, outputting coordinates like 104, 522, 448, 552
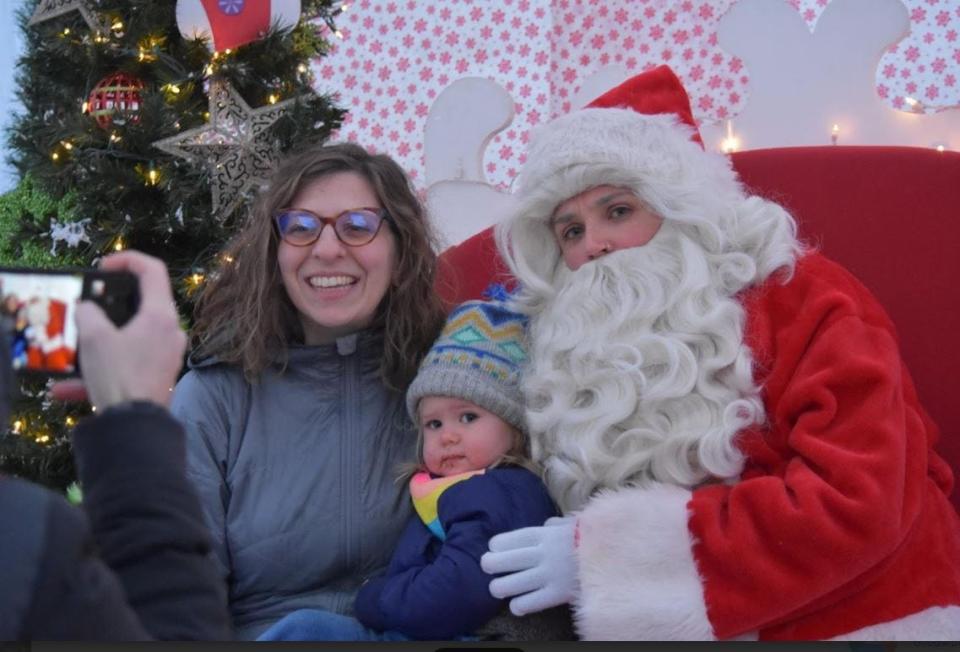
50, 252, 187, 410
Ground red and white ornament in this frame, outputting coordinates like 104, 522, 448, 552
86, 72, 144, 130
176, 0, 301, 52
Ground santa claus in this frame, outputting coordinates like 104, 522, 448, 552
24, 296, 76, 374
480, 66, 960, 640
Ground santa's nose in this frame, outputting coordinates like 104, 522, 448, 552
585, 231, 613, 259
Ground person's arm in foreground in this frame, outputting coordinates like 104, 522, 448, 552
34, 251, 231, 640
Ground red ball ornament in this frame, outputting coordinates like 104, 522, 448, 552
86, 72, 145, 129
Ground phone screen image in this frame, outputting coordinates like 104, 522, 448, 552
0, 271, 83, 376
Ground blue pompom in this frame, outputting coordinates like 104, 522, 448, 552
482, 282, 511, 302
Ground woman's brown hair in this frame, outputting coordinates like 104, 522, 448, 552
190, 142, 446, 390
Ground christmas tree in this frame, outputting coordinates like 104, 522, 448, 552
0, 0, 344, 490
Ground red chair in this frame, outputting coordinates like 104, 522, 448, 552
437, 145, 960, 512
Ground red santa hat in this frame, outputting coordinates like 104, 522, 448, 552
586, 64, 704, 147
498, 64, 742, 288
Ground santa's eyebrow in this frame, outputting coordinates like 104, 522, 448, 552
551, 190, 635, 226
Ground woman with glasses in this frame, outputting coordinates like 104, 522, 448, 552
171, 142, 447, 639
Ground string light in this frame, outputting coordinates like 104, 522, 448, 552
720, 120, 739, 154
221, 254, 235, 264
109, 132, 122, 143
51, 151, 60, 161
334, 30, 344, 39
114, 236, 125, 251
148, 166, 159, 186
65, 416, 76, 427
12, 420, 23, 434
903, 96, 924, 113
111, 20, 124, 31
297, 63, 308, 74
831, 124, 840, 146
81, 100, 89, 113
62, 27, 71, 36
268, 94, 279, 104
341, 3, 350, 10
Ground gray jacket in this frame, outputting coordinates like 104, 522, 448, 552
170, 331, 416, 640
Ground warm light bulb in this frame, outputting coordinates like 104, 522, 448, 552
298, 63, 308, 73
114, 237, 125, 251
65, 416, 76, 427
51, 152, 60, 161
720, 120, 739, 153
12, 420, 23, 434
342, 2, 351, 10
148, 168, 159, 185
222, 254, 235, 264
268, 94, 279, 104
62, 27, 71, 35
111, 20, 124, 30
166, 83, 181, 94
81, 101, 89, 113
191, 273, 205, 285
335, 30, 344, 39
62, 141, 73, 150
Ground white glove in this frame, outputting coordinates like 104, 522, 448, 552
480, 515, 580, 616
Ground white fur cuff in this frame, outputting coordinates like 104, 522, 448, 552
574, 483, 715, 640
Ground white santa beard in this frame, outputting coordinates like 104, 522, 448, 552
524, 222, 764, 513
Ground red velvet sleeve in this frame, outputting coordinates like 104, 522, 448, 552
689, 254, 935, 637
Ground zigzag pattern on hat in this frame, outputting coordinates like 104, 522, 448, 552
441, 301, 527, 365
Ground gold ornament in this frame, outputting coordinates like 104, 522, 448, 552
153, 78, 299, 218
29, 0, 108, 34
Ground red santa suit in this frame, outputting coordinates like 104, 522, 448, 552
492, 66, 960, 640
573, 252, 960, 640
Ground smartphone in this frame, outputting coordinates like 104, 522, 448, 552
0, 267, 139, 377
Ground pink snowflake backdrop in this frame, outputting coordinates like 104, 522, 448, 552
315, 0, 960, 190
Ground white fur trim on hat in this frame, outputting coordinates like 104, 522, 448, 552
496, 108, 745, 298
573, 482, 716, 640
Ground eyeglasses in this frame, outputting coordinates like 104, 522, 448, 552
274, 207, 392, 247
